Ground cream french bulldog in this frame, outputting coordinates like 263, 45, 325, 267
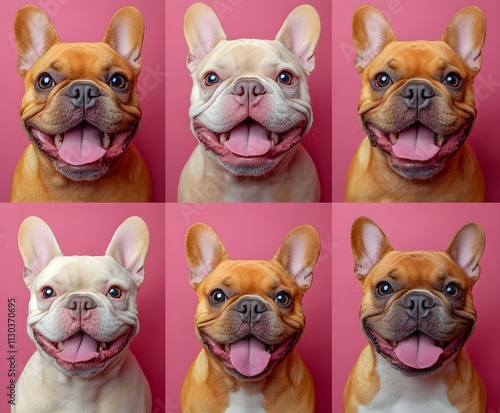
181, 223, 321, 412
178, 3, 321, 202
14, 217, 151, 413
344, 217, 486, 412
346, 6, 486, 202
11, 6, 151, 202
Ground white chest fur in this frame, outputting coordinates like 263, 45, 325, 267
224, 388, 265, 413
359, 354, 458, 413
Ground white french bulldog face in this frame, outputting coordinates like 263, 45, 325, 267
18, 216, 150, 377
184, 3, 320, 176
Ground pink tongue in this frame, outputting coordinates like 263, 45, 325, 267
58, 332, 99, 363
394, 334, 443, 369
224, 122, 271, 157
59, 124, 107, 166
229, 336, 271, 377
392, 125, 439, 161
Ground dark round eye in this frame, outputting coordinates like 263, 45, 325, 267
375, 282, 394, 296
374, 73, 392, 88
37, 74, 55, 90
41, 287, 56, 299
204, 72, 220, 86
275, 291, 292, 307
209, 289, 227, 304
107, 286, 122, 298
444, 283, 461, 298
276, 71, 294, 85
443, 72, 462, 88
109, 74, 128, 89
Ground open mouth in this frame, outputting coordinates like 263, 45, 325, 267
366, 121, 469, 179
28, 121, 136, 179
201, 333, 297, 380
367, 329, 469, 377
195, 118, 306, 161
34, 329, 131, 372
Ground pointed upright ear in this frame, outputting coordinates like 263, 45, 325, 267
275, 5, 321, 74
352, 5, 396, 73
18, 217, 62, 288
445, 223, 485, 283
184, 3, 226, 73
273, 225, 321, 291
14, 5, 60, 77
185, 223, 228, 288
103, 6, 144, 73
106, 217, 150, 286
351, 217, 393, 281
442, 6, 486, 76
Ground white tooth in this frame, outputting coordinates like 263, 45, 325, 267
56, 342, 63, 350
54, 134, 63, 149
266, 348, 271, 354
270, 132, 280, 146
436, 134, 445, 147
220, 133, 230, 144
389, 133, 398, 145
102, 133, 111, 149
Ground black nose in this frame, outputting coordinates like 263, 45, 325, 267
401, 81, 434, 110
67, 81, 101, 110
235, 297, 267, 324
402, 292, 435, 319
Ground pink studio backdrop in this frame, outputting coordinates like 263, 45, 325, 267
0, 204, 165, 408
0, 0, 165, 202
166, 203, 332, 411
165, 0, 332, 202
332, 0, 500, 202
332, 203, 500, 411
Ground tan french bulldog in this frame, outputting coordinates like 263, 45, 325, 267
346, 6, 486, 202
344, 217, 486, 412
11, 6, 151, 202
178, 3, 321, 202
14, 216, 151, 413
181, 223, 321, 412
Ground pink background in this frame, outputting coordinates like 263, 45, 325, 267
0, 0, 165, 202
165, 0, 332, 202
0, 204, 165, 409
166, 203, 332, 411
332, 0, 500, 202
332, 203, 500, 411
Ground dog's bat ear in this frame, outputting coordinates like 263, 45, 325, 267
352, 5, 396, 73
14, 5, 60, 77
106, 217, 150, 286
185, 223, 228, 288
103, 6, 144, 73
273, 225, 321, 291
18, 217, 62, 288
442, 6, 486, 76
351, 217, 393, 281
184, 3, 227, 73
445, 223, 485, 284
276, 5, 321, 74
